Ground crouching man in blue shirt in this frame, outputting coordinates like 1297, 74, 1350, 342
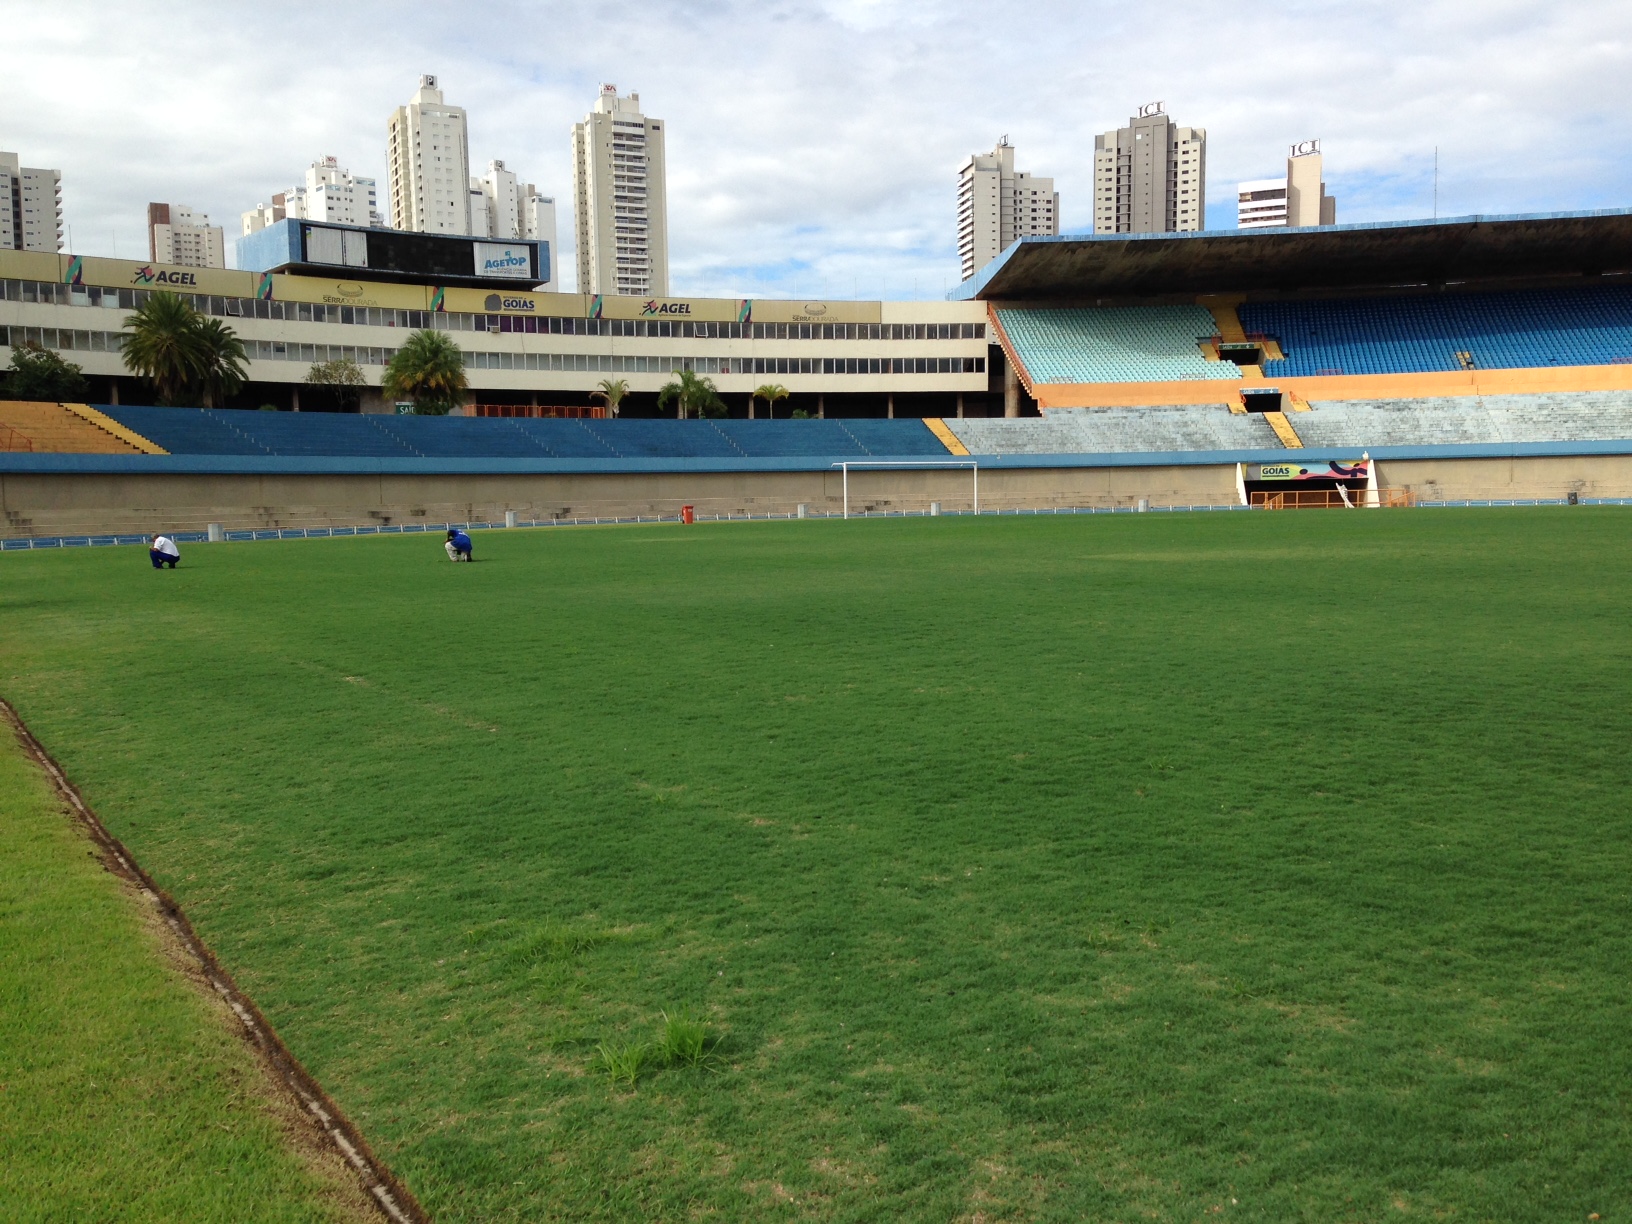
444, 528, 473, 562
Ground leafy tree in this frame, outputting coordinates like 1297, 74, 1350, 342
304, 357, 367, 413
2, 343, 89, 402
121, 292, 207, 406
592, 377, 629, 418
382, 330, 468, 416
193, 317, 249, 409
657, 369, 727, 420
753, 383, 790, 420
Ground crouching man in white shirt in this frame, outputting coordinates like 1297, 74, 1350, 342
149, 534, 181, 569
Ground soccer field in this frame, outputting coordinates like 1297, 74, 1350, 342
4, 511, 1630, 1221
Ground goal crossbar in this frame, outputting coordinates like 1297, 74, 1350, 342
831, 460, 979, 519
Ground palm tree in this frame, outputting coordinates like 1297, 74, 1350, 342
592, 377, 629, 418
753, 383, 790, 420
383, 330, 468, 416
194, 317, 249, 409
121, 292, 207, 406
656, 369, 727, 420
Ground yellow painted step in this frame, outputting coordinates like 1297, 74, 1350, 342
1198, 294, 1249, 343
65, 404, 167, 454
1263, 411, 1304, 449
923, 418, 970, 456
0, 402, 144, 454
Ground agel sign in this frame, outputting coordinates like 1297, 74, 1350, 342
640, 299, 692, 316
132, 265, 199, 287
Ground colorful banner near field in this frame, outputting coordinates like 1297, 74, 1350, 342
1251, 459, 1370, 481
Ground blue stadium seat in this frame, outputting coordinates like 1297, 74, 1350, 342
837, 419, 952, 456
1241, 285, 1632, 377
711, 420, 871, 457
98, 405, 274, 455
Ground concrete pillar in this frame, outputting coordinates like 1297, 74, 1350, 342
817, 394, 824, 419
748, 393, 755, 420
291, 386, 301, 412
109, 380, 119, 406
887, 394, 895, 419
1003, 362, 1019, 418
956, 392, 964, 419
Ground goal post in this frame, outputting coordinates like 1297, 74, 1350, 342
832, 460, 979, 519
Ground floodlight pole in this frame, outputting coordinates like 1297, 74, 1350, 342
833, 460, 979, 519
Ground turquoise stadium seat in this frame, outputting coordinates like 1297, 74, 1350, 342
994, 305, 1237, 384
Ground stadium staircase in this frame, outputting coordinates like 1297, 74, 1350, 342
1260, 411, 1304, 448
0, 401, 155, 454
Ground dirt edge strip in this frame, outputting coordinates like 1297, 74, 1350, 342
1, 698, 429, 1224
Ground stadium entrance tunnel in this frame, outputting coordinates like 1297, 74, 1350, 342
1245, 458, 1374, 508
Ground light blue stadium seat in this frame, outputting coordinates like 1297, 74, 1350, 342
994, 305, 1237, 384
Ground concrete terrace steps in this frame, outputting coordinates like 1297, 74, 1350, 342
1296, 391, 1632, 448
0, 401, 147, 454
945, 406, 1283, 455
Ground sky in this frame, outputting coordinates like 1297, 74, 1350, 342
4, 0, 1631, 300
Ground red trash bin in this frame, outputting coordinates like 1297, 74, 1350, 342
681, 505, 695, 525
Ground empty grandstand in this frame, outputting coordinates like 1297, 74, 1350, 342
8, 208, 1632, 537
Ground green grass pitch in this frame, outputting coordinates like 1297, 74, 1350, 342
3, 510, 1630, 1222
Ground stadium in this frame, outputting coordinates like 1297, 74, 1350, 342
7, 208, 1632, 538
5, 208, 1632, 1223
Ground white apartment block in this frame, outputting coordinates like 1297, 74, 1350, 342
148, 202, 225, 268
572, 85, 668, 297
474, 160, 520, 240
520, 185, 557, 290
1237, 142, 1337, 230
1237, 178, 1288, 229
243, 157, 382, 236
1093, 104, 1206, 234
956, 138, 1058, 282
1, 151, 64, 252
387, 75, 471, 235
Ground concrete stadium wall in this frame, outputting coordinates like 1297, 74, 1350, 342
0, 464, 1240, 537
7, 453, 1632, 537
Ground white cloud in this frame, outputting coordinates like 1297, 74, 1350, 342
2, 0, 1628, 298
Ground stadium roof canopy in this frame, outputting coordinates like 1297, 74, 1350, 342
951, 208, 1632, 301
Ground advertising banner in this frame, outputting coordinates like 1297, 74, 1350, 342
472, 242, 535, 281
439, 287, 591, 317
751, 299, 883, 325
598, 295, 744, 323
0, 250, 74, 284
1251, 459, 1370, 481
71, 256, 258, 297
270, 274, 433, 310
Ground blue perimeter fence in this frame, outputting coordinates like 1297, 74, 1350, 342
4, 498, 1631, 552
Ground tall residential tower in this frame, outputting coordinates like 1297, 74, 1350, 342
1, 151, 63, 252
1093, 104, 1206, 234
956, 138, 1058, 282
1237, 141, 1337, 230
242, 157, 382, 235
147, 203, 225, 268
387, 75, 471, 235
572, 85, 668, 297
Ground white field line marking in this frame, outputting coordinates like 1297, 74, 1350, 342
0, 698, 427, 1224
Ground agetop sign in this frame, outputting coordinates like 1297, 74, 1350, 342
473, 242, 535, 281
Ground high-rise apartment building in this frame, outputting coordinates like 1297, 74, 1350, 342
956, 138, 1058, 282
572, 85, 668, 297
1, 151, 64, 252
520, 184, 558, 290
242, 156, 382, 235
1238, 141, 1337, 230
470, 159, 520, 240
147, 203, 225, 268
1093, 104, 1206, 234
387, 75, 471, 235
